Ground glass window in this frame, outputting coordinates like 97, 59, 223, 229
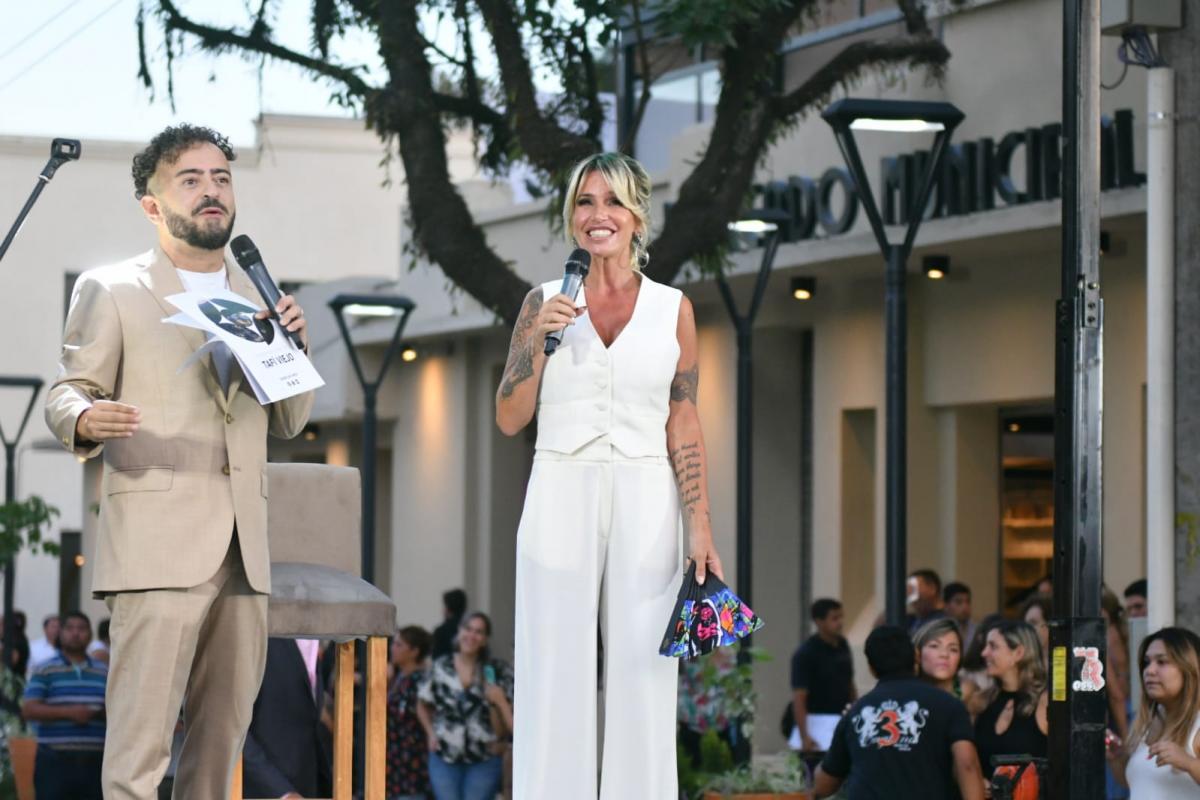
633, 71, 703, 174
699, 68, 721, 123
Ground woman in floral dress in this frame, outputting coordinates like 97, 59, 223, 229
388, 626, 433, 800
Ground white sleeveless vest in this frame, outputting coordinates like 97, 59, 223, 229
535, 273, 682, 458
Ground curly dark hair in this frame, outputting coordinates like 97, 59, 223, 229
131, 124, 236, 200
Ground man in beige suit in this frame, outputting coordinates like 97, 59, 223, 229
45, 125, 314, 800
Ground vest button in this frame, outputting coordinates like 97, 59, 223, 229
221, 464, 231, 476
225, 413, 234, 424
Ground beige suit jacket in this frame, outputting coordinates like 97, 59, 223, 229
45, 246, 313, 595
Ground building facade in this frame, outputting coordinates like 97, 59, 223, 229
0, 0, 1160, 753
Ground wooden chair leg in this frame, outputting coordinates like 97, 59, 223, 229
334, 641, 355, 800
231, 754, 243, 800
365, 636, 388, 800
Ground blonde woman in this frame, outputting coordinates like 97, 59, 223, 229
1108, 627, 1200, 796
971, 621, 1048, 777
495, 152, 724, 799
914, 618, 978, 710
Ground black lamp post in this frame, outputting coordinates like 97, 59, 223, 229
1048, 1, 1106, 796
328, 294, 415, 586
716, 208, 789, 653
822, 98, 964, 628
0, 376, 44, 672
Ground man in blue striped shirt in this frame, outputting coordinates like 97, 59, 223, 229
22, 610, 107, 800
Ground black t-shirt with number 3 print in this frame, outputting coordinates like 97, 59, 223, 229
821, 676, 976, 800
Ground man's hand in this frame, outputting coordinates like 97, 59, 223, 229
801, 734, 818, 752
66, 705, 99, 725
76, 400, 140, 443
257, 294, 307, 347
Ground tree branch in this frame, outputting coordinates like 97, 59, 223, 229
155, 0, 374, 99
646, 10, 950, 288
372, 2, 532, 325
895, 0, 933, 35
619, 0, 655, 154
431, 92, 505, 128
773, 35, 951, 119
474, 0, 597, 174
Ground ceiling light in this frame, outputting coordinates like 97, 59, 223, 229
791, 276, 816, 301
923, 255, 950, 280
401, 347, 418, 363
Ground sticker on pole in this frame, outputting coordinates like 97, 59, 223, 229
1052, 647, 1067, 702
1072, 646, 1106, 692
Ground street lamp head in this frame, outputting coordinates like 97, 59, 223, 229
729, 207, 790, 231
821, 97, 965, 258
329, 293, 415, 319
850, 119, 945, 133
728, 207, 790, 250
727, 220, 779, 235
822, 98, 964, 134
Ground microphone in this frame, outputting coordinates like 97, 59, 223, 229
229, 235, 304, 349
544, 248, 591, 356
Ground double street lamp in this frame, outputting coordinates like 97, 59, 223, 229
328, 294, 415, 586
821, 98, 964, 628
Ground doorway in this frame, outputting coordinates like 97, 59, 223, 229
999, 408, 1054, 615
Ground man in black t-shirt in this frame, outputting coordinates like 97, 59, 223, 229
791, 598, 856, 751
814, 626, 984, 800
431, 588, 467, 659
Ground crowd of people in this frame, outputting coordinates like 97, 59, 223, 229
3, 573, 1200, 799
0, 588, 518, 800
783, 571, 1200, 798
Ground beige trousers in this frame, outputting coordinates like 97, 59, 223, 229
102, 538, 268, 800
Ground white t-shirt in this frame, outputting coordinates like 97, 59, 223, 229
175, 267, 238, 391
27, 637, 57, 675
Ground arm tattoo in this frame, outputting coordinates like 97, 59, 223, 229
670, 364, 698, 404
669, 441, 705, 521
499, 291, 543, 399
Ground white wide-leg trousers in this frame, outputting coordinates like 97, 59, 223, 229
513, 441, 683, 799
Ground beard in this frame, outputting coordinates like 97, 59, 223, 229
162, 200, 236, 251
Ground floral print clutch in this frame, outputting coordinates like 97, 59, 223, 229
659, 560, 764, 658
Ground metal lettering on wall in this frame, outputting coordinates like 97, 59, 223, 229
754, 109, 1144, 243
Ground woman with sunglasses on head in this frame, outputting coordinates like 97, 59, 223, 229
971, 621, 1048, 782
1108, 627, 1200, 796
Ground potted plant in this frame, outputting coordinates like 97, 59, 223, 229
701, 754, 812, 799
0, 494, 59, 799
678, 648, 813, 799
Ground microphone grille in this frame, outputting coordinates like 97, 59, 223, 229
229, 234, 259, 266
566, 248, 591, 275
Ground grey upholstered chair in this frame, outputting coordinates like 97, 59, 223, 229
232, 462, 396, 800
